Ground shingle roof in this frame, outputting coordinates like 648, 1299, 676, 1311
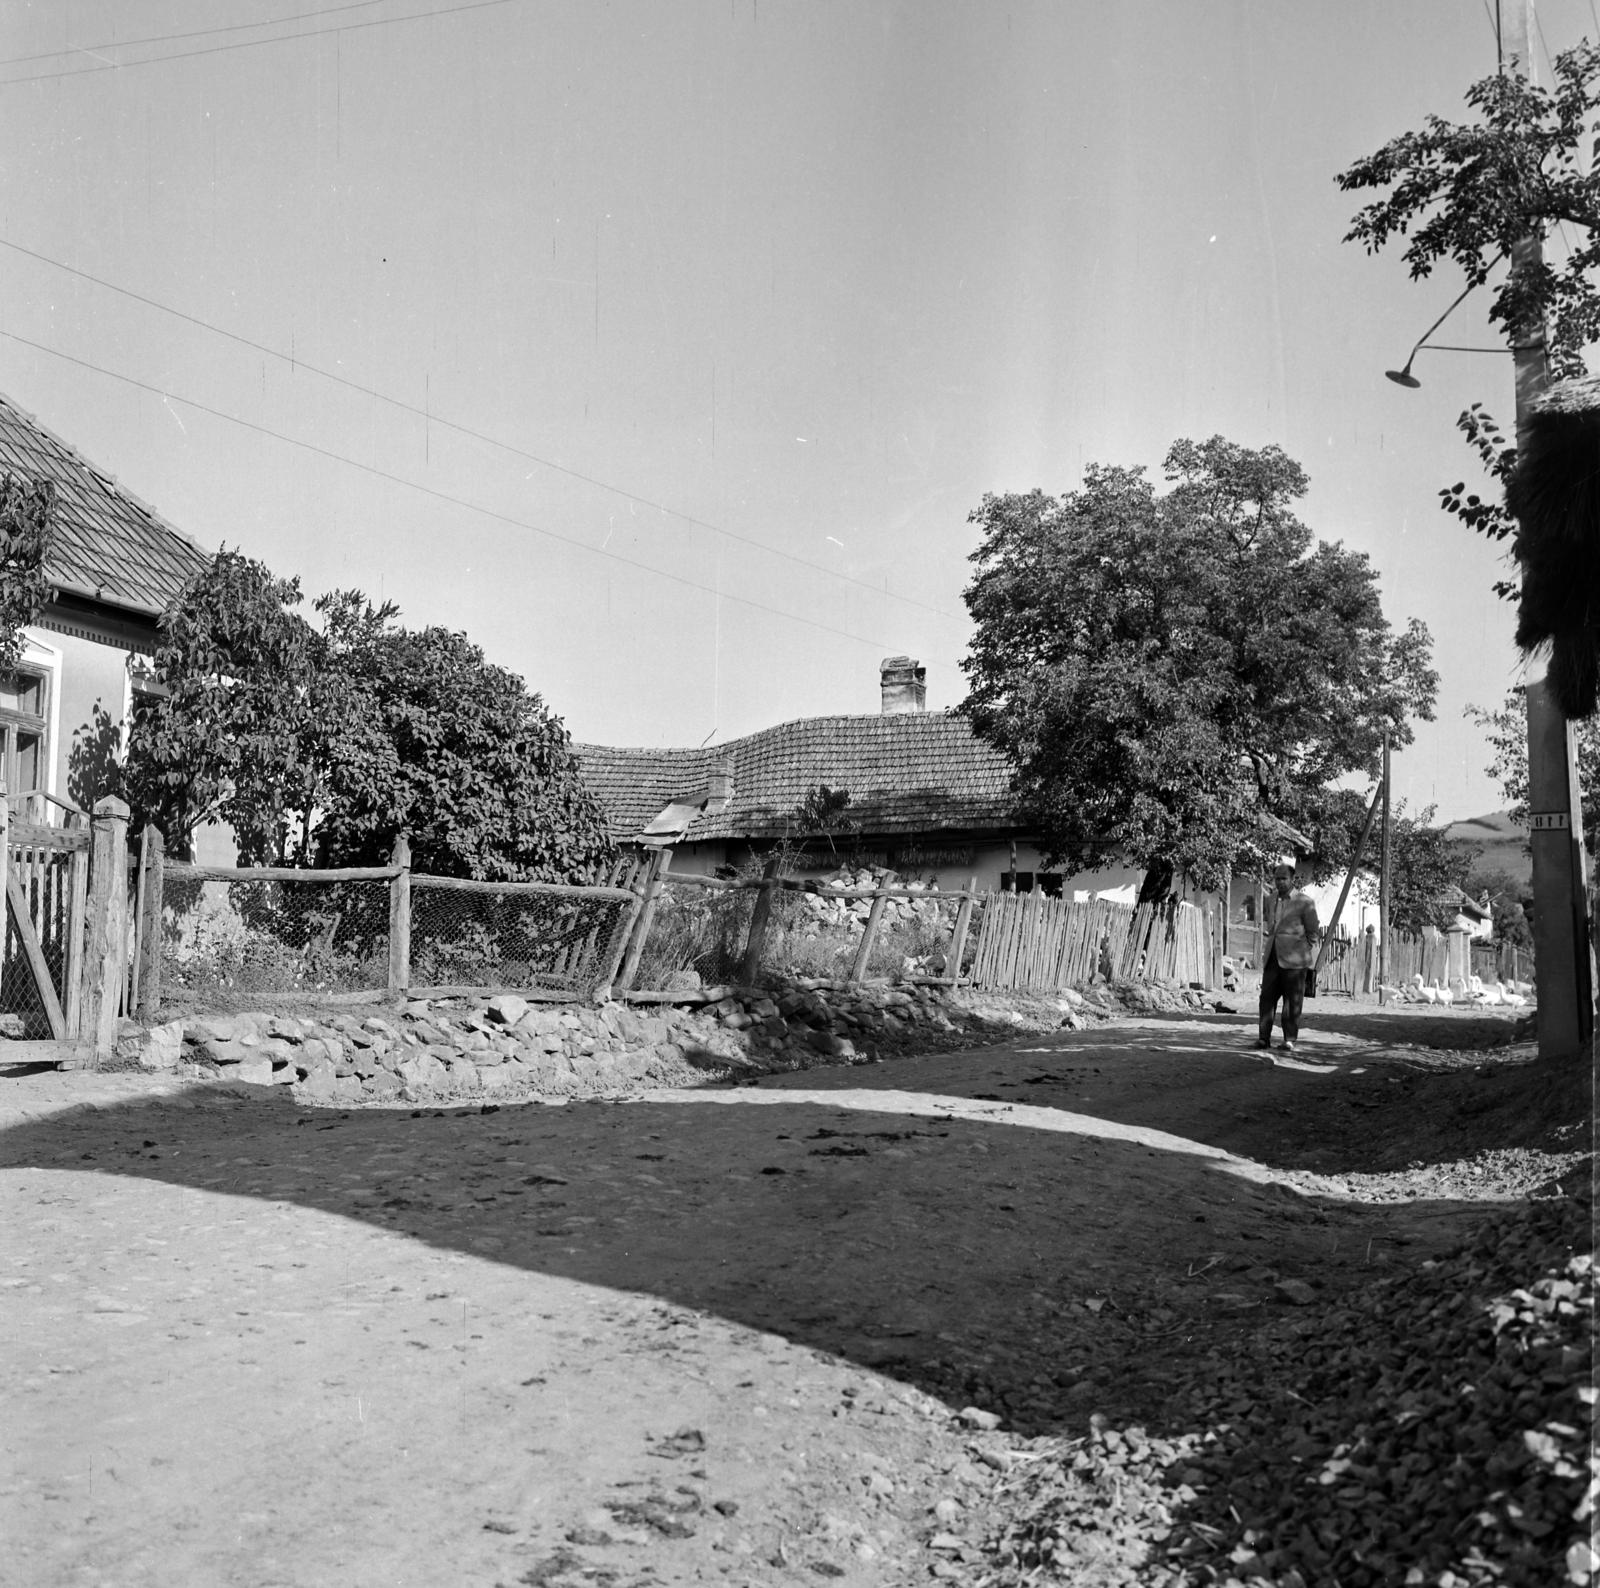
575, 711, 1021, 841
0, 392, 212, 617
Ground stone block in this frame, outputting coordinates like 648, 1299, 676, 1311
485, 993, 530, 1026
298, 1064, 340, 1101
137, 1019, 186, 1071
234, 1057, 275, 1085
365, 1071, 403, 1099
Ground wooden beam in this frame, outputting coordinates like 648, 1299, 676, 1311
7, 873, 64, 1040
848, 891, 889, 983
738, 857, 781, 985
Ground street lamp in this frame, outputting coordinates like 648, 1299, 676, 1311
1383, 274, 1499, 387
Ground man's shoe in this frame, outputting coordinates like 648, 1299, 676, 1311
1251, 1039, 1272, 1050
1280, 1040, 1296, 1053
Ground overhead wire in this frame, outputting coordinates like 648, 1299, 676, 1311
0, 0, 397, 69
0, 0, 523, 86
0, 234, 956, 619
0, 327, 966, 675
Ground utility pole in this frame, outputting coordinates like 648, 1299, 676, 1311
1505, 0, 1595, 1057
1379, 732, 1391, 1004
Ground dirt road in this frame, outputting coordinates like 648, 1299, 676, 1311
1, 1007, 1584, 1587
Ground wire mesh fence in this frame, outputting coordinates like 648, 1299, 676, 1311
627, 878, 757, 991
158, 868, 392, 1011
0, 850, 77, 1035
409, 877, 636, 996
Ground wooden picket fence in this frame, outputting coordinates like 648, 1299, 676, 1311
968, 891, 1212, 993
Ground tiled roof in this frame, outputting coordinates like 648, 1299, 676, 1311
575, 711, 1022, 841
0, 392, 212, 617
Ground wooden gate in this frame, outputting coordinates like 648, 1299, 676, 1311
0, 792, 90, 1040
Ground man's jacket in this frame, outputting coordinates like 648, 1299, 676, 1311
1267, 891, 1322, 970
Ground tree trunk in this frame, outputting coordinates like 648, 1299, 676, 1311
1138, 859, 1175, 904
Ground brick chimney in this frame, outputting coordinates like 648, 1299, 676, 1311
879, 655, 926, 714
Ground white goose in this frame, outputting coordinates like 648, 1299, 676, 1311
1433, 980, 1454, 1008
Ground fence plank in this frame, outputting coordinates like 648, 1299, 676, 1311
849, 892, 889, 983
739, 857, 781, 985
7, 874, 64, 1040
615, 847, 674, 994
944, 877, 977, 985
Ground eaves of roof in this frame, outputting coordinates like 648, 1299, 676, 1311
0, 391, 213, 620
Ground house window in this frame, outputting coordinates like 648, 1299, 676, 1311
0, 668, 48, 796
1001, 871, 1063, 897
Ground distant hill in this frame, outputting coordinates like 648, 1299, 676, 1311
1445, 810, 1531, 895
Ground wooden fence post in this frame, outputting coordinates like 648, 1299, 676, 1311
849, 889, 889, 983
388, 835, 411, 995
739, 856, 781, 986
593, 889, 644, 1004
945, 876, 977, 986
615, 846, 673, 994
82, 796, 131, 1061
0, 794, 8, 1003
134, 825, 166, 1020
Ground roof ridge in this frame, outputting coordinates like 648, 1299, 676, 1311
574, 707, 969, 760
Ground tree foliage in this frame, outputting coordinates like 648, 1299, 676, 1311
1338, 40, 1600, 379
1468, 864, 1535, 950
1338, 42, 1600, 600
960, 438, 1438, 901
123, 549, 314, 859
1465, 686, 1600, 856
125, 551, 615, 881
304, 592, 615, 881
1305, 787, 1479, 936
0, 474, 56, 675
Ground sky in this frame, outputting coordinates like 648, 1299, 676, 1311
0, 0, 1594, 823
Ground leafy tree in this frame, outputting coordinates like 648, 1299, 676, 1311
1465, 685, 1600, 856
1337, 41, 1600, 589
0, 474, 56, 675
1306, 788, 1479, 936
125, 553, 614, 882
1468, 864, 1535, 951
303, 593, 614, 882
123, 549, 316, 861
960, 437, 1438, 902
1338, 40, 1600, 379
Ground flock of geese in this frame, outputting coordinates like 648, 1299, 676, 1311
1376, 972, 1532, 1009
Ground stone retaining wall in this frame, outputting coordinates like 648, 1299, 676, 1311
121, 980, 1111, 1105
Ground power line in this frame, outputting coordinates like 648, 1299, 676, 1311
0, 0, 393, 69
0, 327, 965, 674
0, 0, 522, 86
0, 234, 955, 619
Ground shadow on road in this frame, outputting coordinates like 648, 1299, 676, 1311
0, 1015, 1547, 1435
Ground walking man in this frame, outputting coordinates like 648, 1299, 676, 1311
1256, 856, 1321, 1053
